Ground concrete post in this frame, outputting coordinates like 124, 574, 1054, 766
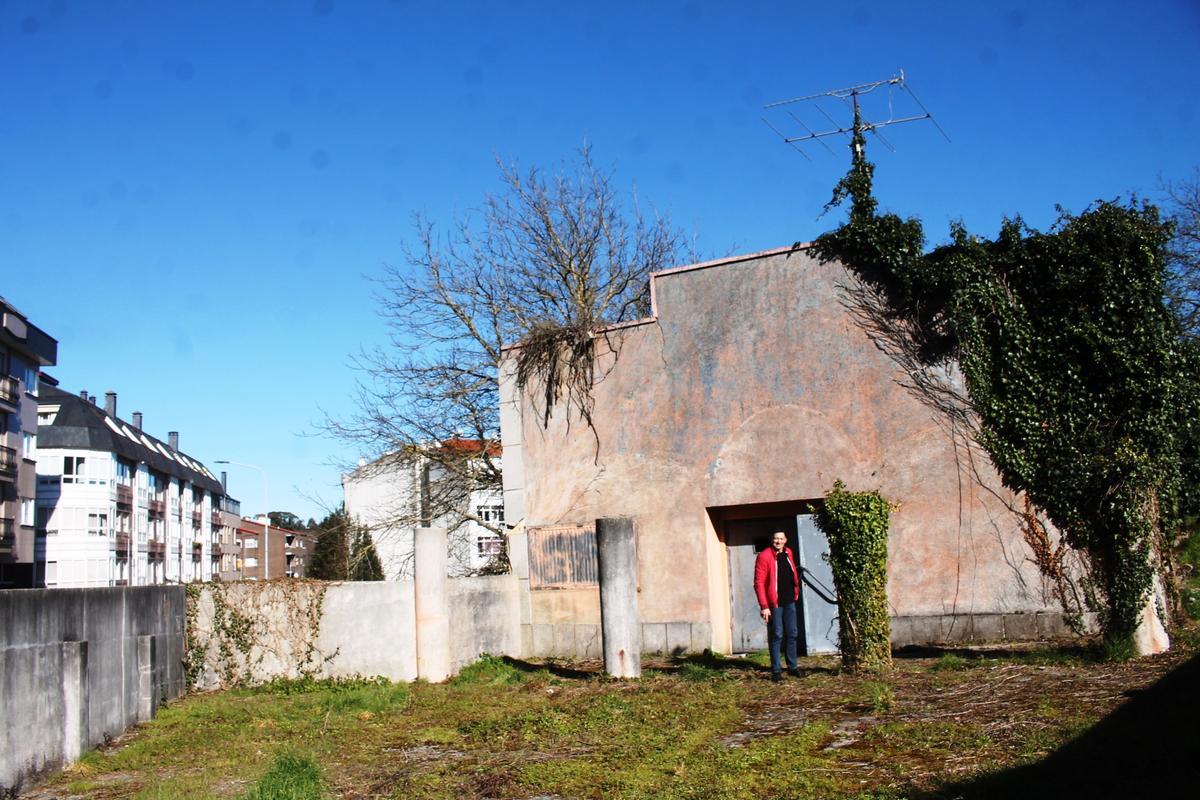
136, 635, 155, 722
596, 517, 641, 678
61, 641, 89, 763
414, 526, 450, 682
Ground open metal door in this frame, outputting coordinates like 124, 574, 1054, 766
726, 522, 771, 652
796, 513, 839, 654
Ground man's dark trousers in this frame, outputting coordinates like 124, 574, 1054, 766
768, 601, 799, 675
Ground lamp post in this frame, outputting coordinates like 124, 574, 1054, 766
214, 460, 269, 580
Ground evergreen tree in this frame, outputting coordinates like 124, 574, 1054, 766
308, 507, 350, 580
349, 527, 385, 581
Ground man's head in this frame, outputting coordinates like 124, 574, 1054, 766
771, 531, 787, 553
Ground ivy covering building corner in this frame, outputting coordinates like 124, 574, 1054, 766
811, 119, 1199, 658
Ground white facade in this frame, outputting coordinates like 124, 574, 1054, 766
343, 454, 505, 579
36, 447, 220, 588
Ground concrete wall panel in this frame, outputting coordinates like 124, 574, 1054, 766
0, 586, 184, 793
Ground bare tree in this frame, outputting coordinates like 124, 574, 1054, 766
1163, 167, 1200, 338
329, 147, 691, 567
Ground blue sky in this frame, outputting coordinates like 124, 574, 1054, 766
3, 0, 1198, 521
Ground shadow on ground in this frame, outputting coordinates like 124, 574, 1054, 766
921, 650, 1200, 800
500, 650, 838, 679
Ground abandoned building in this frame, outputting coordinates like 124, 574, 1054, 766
500, 245, 1067, 659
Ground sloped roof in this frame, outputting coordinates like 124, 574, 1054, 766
37, 384, 224, 494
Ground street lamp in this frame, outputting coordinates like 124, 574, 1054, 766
214, 460, 269, 580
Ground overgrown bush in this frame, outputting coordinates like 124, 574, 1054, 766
815, 480, 893, 672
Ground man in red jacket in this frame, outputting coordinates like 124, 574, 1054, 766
754, 530, 801, 681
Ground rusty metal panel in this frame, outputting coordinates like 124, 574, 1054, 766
528, 523, 598, 588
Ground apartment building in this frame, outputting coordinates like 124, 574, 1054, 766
343, 441, 506, 579
236, 515, 314, 579
212, 487, 243, 581
0, 297, 58, 588
35, 384, 225, 588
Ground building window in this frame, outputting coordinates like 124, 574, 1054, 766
22, 363, 37, 396
116, 459, 133, 484
243, 538, 258, 549
477, 535, 504, 557
87, 512, 109, 536
45, 561, 58, 585
477, 505, 505, 524
20, 498, 34, 526
245, 557, 258, 568
22, 430, 35, 459
63, 456, 86, 483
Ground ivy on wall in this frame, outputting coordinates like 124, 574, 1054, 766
815, 480, 893, 673
811, 114, 1199, 657
183, 580, 336, 691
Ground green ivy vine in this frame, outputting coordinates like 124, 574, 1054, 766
183, 580, 335, 691
811, 114, 1199, 657
815, 480, 893, 672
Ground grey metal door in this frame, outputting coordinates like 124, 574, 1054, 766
726, 517, 794, 653
796, 513, 839, 654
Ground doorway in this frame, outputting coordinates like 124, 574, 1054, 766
719, 503, 839, 655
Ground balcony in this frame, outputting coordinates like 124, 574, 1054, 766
114, 533, 131, 554
192, 542, 203, 560
0, 446, 16, 481
211, 513, 222, 530
191, 511, 202, 529
147, 497, 166, 517
0, 374, 18, 407
147, 540, 166, 559
0, 516, 14, 553
211, 542, 224, 558
116, 483, 133, 507
113, 579, 128, 587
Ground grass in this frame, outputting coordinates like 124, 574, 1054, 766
243, 752, 324, 800
35, 640, 1195, 800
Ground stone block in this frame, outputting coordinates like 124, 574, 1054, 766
520, 624, 533, 658
689, 622, 712, 654
641, 623, 667, 655
969, 614, 1005, 643
576, 624, 601, 660
532, 624, 554, 657
552, 624, 576, 658
1003, 613, 1038, 641
666, 622, 692, 655
890, 615, 945, 647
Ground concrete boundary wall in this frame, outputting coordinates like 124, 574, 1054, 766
0, 586, 185, 793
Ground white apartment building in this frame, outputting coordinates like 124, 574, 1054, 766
35, 384, 225, 588
343, 442, 505, 579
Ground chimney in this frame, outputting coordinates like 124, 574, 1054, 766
168, 431, 179, 450
89, 394, 97, 405
132, 412, 143, 430
104, 391, 117, 417
221, 471, 228, 492
79, 389, 88, 400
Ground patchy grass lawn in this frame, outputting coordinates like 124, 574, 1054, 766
24, 638, 1197, 800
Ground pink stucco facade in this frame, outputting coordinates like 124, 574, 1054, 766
501, 246, 1062, 656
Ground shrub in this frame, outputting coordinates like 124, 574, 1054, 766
815, 480, 893, 672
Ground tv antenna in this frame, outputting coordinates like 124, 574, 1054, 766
762, 70, 949, 161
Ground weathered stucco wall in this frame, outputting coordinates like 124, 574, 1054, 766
447, 575, 522, 672
504, 247, 1057, 652
0, 586, 184, 793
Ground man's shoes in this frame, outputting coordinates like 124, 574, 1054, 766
771, 672, 782, 683
788, 668, 801, 678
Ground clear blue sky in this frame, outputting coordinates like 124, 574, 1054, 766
3, 1, 1198, 522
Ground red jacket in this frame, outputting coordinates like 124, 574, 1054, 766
754, 546, 800, 609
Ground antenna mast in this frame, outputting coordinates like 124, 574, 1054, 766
762, 70, 949, 159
